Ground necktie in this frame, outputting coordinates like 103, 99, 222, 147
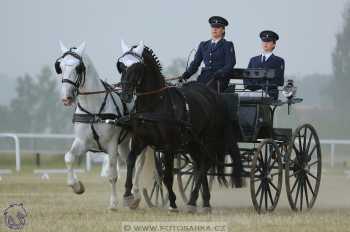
211, 42, 216, 50
262, 55, 266, 63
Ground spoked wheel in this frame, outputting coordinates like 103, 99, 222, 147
176, 153, 214, 204
142, 151, 168, 208
250, 139, 283, 213
285, 124, 322, 211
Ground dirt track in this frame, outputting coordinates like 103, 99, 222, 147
0, 169, 349, 232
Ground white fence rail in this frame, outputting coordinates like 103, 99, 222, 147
0, 133, 349, 172
0, 133, 74, 172
319, 139, 350, 168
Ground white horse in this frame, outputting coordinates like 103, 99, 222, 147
56, 41, 145, 210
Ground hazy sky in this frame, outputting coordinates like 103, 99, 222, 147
0, 0, 348, 81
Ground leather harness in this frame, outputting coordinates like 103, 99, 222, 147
73, 80, 129, 151
55, 49, 130, 152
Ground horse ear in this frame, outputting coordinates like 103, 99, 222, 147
134, 41, 144, 56
59, 40, 68, 53
121, 39, 130, 53
75, 41, 86, 56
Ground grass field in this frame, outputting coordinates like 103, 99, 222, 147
1, 156, 350, 232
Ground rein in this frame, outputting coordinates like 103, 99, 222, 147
136, 86, 168, 96
78, 85, 122, 95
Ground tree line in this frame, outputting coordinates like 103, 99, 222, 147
1, 5, 350, 137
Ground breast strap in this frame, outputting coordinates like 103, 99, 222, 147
72, 80, 129, 151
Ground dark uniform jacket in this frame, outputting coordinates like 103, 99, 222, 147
183, 38, 236, 92
244, 54, 285, 99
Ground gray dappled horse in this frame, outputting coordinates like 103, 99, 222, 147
55, 41, 146, 210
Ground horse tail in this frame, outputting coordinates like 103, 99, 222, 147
210, 141, 243, 188
221, 96, 244, 188
213, 146, 228, 187
229, 142, 244, 188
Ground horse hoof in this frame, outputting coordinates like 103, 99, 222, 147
108, 205, 118, 211
123, 195, 140, 209
71, 181, 85, 194
123, 195, 135, 208
185, 205, 197, 214
201, 207, 212, 214
129, 197, 141, 210
168, 207, 179, 213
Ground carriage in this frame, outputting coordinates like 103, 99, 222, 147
142, 68, 322, 213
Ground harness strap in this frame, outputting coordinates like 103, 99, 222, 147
101, 80, 122, 118
132, 112, 191, 127
90, 124, 103, 151
73, 79, 130, 151
136, 86, 168, 96
175, 88, 191, 127
73, 113, 117, 123
76, 103, 105, 151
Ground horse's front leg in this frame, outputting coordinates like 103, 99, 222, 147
133, 149, 146, 200
123, 139, 146, 209
65, 138, 87, 194
105, 139, 119, 211
118, 135, 144, 202
163, 153, 178, 212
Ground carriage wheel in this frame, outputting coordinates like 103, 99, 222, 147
176, 154, 214, 204
142, 151, 168, 208
285, 124, 322, 211
250, 139, 283, 213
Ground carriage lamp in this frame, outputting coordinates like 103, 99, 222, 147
282, 79, 297, 99
282, 79, 298, 115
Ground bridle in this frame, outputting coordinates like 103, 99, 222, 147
55, 48, 86, 94
55, 48, 123, 96
116, 49, 168, 97
116, 49, 144, 74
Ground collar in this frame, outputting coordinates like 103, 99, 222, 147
261, 52, 273, 61
211, 37, 223, 44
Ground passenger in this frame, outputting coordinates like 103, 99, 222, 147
243, 30, 285, 99
180, 16, 236, 93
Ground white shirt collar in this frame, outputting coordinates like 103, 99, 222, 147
261, 52, 273, 61
211, 38, 222, 44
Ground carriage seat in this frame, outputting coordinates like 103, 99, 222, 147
239, 96, 273, 105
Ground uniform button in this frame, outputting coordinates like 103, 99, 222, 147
210, 53, 212, 56
209, 60, 212, 63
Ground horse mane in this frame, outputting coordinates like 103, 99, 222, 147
142, 46, 163, 77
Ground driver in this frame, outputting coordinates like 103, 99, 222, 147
243, 30, 285, 99
180, 16, 236, 92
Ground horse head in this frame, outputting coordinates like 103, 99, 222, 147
117, 40, 145, 103
55, 41, 86, 106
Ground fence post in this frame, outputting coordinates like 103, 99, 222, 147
11, 134, 21, 172
330, 143, 335, 168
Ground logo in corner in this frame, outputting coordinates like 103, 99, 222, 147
3, 203, 28, 230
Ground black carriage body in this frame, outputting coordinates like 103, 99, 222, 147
222, 68, 293, 143
145, 68, 321, 213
